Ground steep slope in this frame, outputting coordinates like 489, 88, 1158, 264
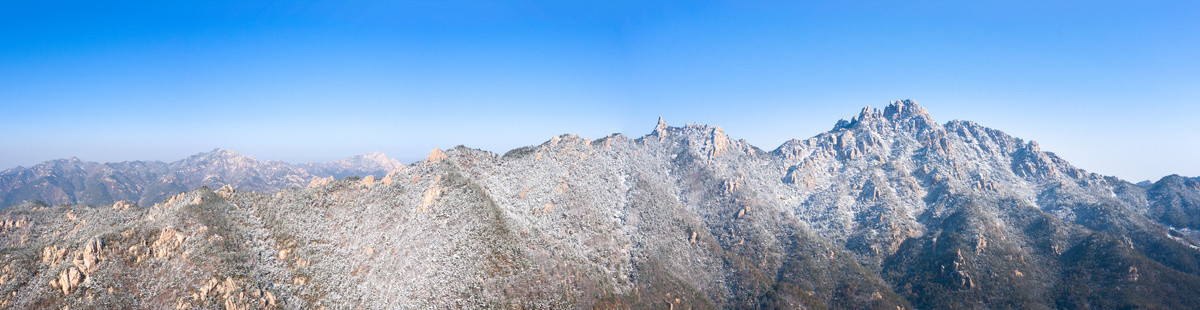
0, 150, 404, 208
1, 100, 1199, 309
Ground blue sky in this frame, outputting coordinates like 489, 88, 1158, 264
1, 1, 1197, 181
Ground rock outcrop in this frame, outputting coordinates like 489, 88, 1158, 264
426, 148, 449, 163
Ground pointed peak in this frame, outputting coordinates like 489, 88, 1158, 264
859, 106, 877, 118
851, 105, 882, 123
654, 116, 669, 134
649, 116, 675, 138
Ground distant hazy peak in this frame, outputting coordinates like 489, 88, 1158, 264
205, 148, 236, 156
293, 151, 404, 181
181, 148, 252, 162
327, 152, 399, 165
359, 151, 390, 163
0, 148, 407, 208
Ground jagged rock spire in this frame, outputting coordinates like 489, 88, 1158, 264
883, 99, 930, 120
650, 116, 673, 141
831, 99, 936, 132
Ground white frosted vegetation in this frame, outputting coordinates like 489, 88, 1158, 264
2, 100, 1199, 308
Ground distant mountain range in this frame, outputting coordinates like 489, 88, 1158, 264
2, 100, 1199, 309
0, 149, 402, 208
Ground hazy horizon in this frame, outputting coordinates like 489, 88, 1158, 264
2, 1, 1198, 182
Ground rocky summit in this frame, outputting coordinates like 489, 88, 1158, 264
2, 100, 1199, 309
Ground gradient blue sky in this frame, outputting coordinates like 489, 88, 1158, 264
1, 1, 1198, 181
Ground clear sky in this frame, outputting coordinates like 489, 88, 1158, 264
1, 1, 1197, 182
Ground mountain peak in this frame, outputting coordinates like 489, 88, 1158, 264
178, 148, 257, 166
201, 148, 240, 158
295, 152, 404, 180
426, 148, 449, 163
654, 116, 668, 135
359, 151, 389, 163
882, 99, 930, 120
831, 99, 936, 133
7, 101, 1200, 309
323, 152, 401, 169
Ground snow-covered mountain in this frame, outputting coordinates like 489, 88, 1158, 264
294, 152, 404, 180
2, 100, 1199, 309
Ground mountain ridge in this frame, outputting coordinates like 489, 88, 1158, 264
0, 149, 404, 208
2, 100, 1199, 309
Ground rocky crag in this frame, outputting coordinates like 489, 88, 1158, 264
2, 100, 1199, 309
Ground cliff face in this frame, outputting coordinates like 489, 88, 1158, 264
2, 100, 1199, 309
0, 150, 403, 208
